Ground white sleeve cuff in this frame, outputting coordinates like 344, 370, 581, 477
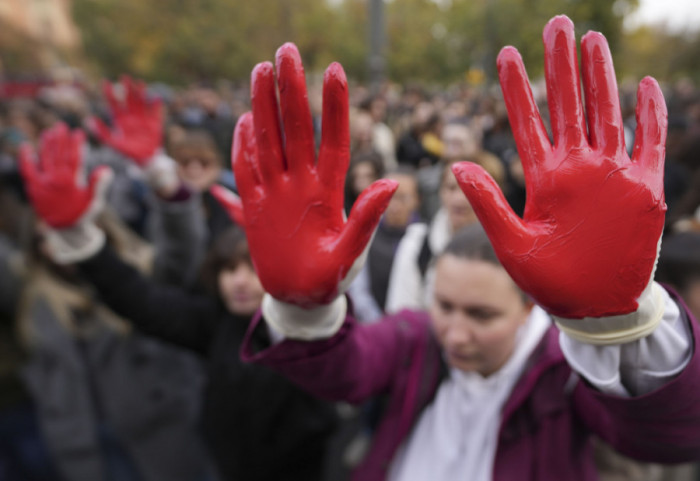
144, 151, 180, 195
261, 294, 347, 341
560, 287, 692, 397
553, 281, 666, 346
45, 222, 106, 264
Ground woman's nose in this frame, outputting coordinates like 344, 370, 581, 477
444, 320, 474, 348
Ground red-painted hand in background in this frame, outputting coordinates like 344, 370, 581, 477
228, 43, 397, 307
19, 123, 111, 228
90, 76, 163, 165
452, 16, 667, 319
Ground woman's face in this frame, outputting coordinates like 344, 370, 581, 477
440, 168, 476, 232
430, 255, 532, 377
174, 145, 221, 192
383, 172, 419, 228
218, 262, 265, 316
351, 162, 378, 196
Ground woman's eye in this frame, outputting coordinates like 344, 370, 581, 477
467, 308, 499, 322
438, 300, 454, 313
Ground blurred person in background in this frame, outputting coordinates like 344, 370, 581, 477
418, 121, 505, 221
20, 122, 339, 481
0, 172, 62, 481
657, 231, 700, 321
167, 127, 237, 248
359, 95, 398, 173
344, 151, 385, 217
396, 101, 441, 168
348, 167, 421, 323
15, 78, 214, 481
350, 109, 378, 158
385, 162, 479, 313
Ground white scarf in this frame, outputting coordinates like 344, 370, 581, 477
387, 306, 551, 481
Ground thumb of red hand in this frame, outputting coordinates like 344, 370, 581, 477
210, 184, 246, 226
451, 161, 532, 256
336, 178, 398, 263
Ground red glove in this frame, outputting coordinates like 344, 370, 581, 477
90, 76, 163, 165
452, 16, 667, 320
20, 123, 111, 229
231, 43, 397, 307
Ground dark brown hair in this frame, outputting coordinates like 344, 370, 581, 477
440, 223, 500, 266
439, 223, 530, 303
199, 225, 252, 296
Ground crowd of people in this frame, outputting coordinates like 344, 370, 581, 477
0, 14, 699, 481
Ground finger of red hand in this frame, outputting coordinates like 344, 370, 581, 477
210, 184, 246, 226
67, 128, 86, 175
497, 46, 551, 183
451, 162, 531, 255
276, 43, 316, 176
632, 76, 667, 193
88, 116, 113, 144
51, 124, 76, 179
318, 62, 350, 191
543, 15, 586, 149
337, 179, 398, 263
123, 75, 145, 114
40, 123, 68, 176
251, 61, 285, 182
581, 31, 624, 157
232, 113, 263, 205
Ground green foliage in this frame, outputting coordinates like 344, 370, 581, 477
74, 0, 700, 87
73, 0, 347, 84
0, 19, 45, 73
619, 26, 700, 84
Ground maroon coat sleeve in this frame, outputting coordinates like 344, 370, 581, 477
240, 307, 433, 404
572, 290, 700, 463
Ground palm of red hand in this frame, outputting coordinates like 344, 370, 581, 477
108, 107, 161, 162
94, 76, 162, 164
233, 44, 396, 307
452, 16, 667, 318
511, 153, 664, 318
20, 124, 95, 228
243, 165, 349, 306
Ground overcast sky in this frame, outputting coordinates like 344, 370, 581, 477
624, 0, 700, 33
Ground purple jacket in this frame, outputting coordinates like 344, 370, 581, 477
241, 290, 700, 481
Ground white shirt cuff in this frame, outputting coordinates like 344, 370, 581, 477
261, 294, 347, 341
560, 287, 691, 397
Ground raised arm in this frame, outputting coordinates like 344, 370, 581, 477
452, 15, 668, 344
20, 123, 218, 354
214, 44, 407, 401
91, 76, 207, 287
452, 15, 700, 460
214, 44, 397, 334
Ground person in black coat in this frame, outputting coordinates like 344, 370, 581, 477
19, 123, 337, 480
76, 225, 338, 481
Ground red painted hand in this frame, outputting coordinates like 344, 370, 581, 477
90, 76, 163, 165
452, 16, 667, 319
20, 123, 111, 228
232, 43, 397, 307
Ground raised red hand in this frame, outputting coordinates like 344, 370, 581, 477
232, 43, 397, 307
90, 76, 163, 165
19, 123, 111, 228
452, 16, 667, 319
